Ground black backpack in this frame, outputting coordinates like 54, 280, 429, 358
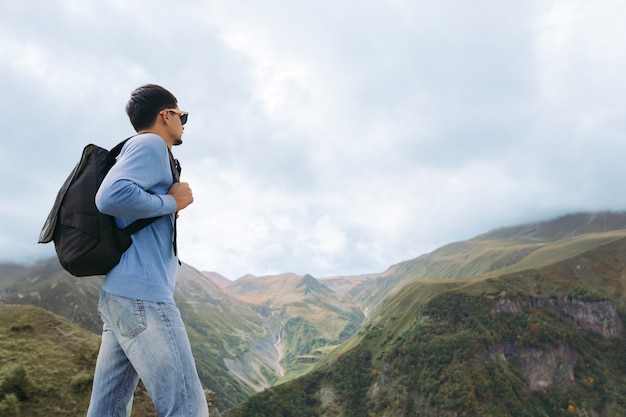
38, 137, 180, 277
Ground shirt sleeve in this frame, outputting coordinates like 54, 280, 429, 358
95, 135, 178, 220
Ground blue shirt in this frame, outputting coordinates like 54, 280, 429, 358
95, 133, 179, 304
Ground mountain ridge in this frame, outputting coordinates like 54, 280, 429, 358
225, 216, 626, 416
4, 210, 626, 414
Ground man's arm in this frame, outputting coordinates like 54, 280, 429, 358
96, 136, 178, 219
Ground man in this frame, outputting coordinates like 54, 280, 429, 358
87, 84, 208, 417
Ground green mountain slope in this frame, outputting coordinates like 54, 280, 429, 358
0, 304, 161, 417
322, 211, 626, 314
0, 262, 262, 409
0, 264, 364, 408
5, 210, 626, 415
0, 263, 369, 408
0, 258, 104, 332
173, 264, 263, 405
224, 219, 626, 416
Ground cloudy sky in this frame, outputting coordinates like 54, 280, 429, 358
2, 1, 626, 280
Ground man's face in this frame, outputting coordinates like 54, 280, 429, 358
162, 108, 188, 146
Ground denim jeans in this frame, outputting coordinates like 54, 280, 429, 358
87, 291, 208, 417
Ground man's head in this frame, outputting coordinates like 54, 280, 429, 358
126, 84, 188, 146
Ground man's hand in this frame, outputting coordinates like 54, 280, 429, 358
168, 182, 194, 211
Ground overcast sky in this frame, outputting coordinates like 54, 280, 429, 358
2, 0, 626, 280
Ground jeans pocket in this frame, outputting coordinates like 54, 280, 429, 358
104, 294, 147, 338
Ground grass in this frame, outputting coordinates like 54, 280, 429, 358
0, 304, 99, 416
0, 304, 159, 417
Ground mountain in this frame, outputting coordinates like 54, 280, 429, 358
224, 212, 626, 416
225, 273, 365, 379
322, 211, 626, 312
0, 266, 364, 408
4, 210, 626, 415
0, 258, 104, 332
0, 261, 261, 409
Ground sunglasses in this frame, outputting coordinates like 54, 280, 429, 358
163, 108, 189, 125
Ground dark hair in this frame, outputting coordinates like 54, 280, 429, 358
125, 84, 178, 131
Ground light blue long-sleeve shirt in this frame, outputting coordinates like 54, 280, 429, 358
95, 133, 179, 303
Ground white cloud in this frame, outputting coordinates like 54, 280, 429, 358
2, 0, 626, 278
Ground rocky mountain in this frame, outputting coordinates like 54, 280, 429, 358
224, 212, 626, 416
4, 210, 626, 415
225, 273, 365, 378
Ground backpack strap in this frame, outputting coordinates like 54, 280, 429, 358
113, 138, 182, 253
168, 148, 181, 183
121, 216, 160, 235
105, 136, 135, 171
119, 151, 180, 236
167, 148, 181, 257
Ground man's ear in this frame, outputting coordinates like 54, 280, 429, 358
158, 109, 170, 125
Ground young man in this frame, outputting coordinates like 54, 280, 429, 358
87, 84, 209, 417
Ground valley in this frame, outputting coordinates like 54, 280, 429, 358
3, 211, 626, 415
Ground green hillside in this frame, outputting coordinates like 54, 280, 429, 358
0, 259, 104, 333
224, 229, 626, 416
335, 212, 626, 313
0, 262, 267, 410
5, 211, 626, 415
174, 265, 263, 403
0, 304, 162, 417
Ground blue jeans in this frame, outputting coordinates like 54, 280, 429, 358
87, 291, 208, 417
